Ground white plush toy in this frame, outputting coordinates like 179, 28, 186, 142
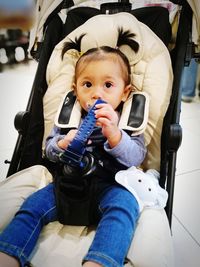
115, 167, 168, 211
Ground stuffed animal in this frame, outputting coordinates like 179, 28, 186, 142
115, 166, 168, 211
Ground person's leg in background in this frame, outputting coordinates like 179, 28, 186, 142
181, 58, 198, 103
197, 62, 200, 98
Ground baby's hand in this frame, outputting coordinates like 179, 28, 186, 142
57, 129, 78, 149
95, 103, 121, 148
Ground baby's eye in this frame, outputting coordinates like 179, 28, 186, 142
83, 81, 92, 88
105, 82, 113, 88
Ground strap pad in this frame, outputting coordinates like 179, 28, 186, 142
55, 91, 149, 135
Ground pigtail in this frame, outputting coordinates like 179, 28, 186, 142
61, 33, 86, 59
117, 28, 139, 53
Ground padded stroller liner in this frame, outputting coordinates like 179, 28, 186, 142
0, 165, 174, 267
44, 12, 173, 171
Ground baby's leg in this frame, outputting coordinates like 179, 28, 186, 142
83, 261, 102, 267
0, 252, 19, 267
0, 183, 57, 267
83, 185, 139, 267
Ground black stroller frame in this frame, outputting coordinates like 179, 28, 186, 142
5, 0, 198, 227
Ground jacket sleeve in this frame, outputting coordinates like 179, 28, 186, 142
45, 126, 147, 167
104, 130, 147, 167
45, 126, 66, 162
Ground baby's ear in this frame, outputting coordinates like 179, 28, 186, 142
72, 83, 78, 97
122, 84, 132, 102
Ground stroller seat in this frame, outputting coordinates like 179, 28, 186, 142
0, 12, 174, 267
44, 12, 173, 171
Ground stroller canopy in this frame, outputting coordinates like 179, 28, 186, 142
29, 0, 200, 52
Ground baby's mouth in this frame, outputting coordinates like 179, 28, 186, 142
86, 103, 92, 111
86, 98, 105, 111
86, 101, 97, 110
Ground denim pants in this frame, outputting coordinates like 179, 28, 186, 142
0, 183, 139, 267
181, 58, 198, 97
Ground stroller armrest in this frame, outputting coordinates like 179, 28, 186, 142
14, 111, 30, 135
168, 123, 182, 152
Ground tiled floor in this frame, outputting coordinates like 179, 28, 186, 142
172, 98, 200, 267
0, 60, 200, 266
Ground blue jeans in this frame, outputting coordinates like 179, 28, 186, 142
181, 58, 198, 97
0, 183, 139, 267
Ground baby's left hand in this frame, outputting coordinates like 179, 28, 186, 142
95, 103, 121, 148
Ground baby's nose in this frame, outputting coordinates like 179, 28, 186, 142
92, 88, 103, 99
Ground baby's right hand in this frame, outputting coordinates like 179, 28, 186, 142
57, 129, 78, 149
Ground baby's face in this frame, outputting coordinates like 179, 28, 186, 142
74, 59, 131, 111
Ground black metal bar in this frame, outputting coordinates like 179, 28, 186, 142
164, 1, 193, 223
166, 151, 178, 226
6, 134, 23, 177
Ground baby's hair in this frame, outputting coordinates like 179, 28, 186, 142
117, 27, 139, 53
61, 28, 139, 85
61, 34, 85, 59
75, 46, 131, 85
61, 27, 139, 59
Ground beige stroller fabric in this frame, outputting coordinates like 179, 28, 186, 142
44, 12, 173, 171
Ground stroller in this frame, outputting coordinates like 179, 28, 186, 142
0, 0, 200, 266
